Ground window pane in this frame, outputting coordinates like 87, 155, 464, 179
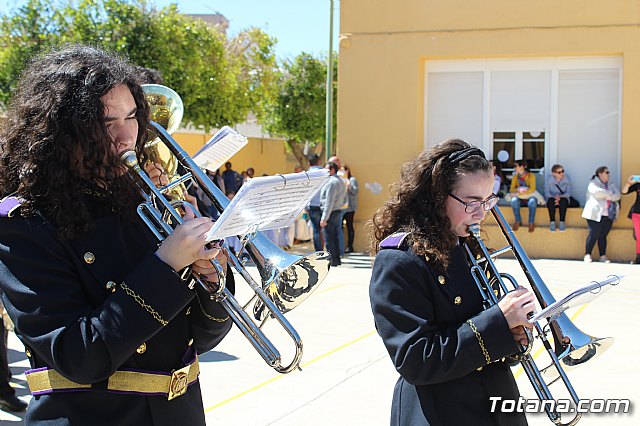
493, 131, 515, 195
523, 131, 545, 170
493, 131, 515, 168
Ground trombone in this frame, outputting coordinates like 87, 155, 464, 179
465, 207, 615, 425
121, 84, 331, 373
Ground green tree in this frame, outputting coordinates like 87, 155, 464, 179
0, 0, 61, 107
266, 52, 337, 169
227, 27, 280, 124
0, 0, 279, 131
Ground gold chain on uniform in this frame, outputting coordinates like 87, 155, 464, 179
120, 282, 168, 326
467, 319, 491, 364
196, 294, 229, 323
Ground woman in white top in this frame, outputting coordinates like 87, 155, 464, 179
581, 166, 620, 262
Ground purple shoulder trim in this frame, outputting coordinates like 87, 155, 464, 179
0, 195, 24, 218
25, 366, 49, 374
379, 232, 410, 249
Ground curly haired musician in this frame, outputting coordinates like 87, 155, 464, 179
0, 45, 233, 425
369, 139, 534, 425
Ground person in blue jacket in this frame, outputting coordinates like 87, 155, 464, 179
369, 139, 534, 425
0, 45, 234, 425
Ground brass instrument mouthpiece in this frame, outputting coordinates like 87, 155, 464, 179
467, 223, 482, 239
120, 150, 140, 171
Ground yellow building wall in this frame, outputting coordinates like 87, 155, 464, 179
172, 132, 299, 176
338, 0, 640, 260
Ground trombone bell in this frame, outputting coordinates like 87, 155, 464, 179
253, 251, 332, 321
542, 318, 614, 381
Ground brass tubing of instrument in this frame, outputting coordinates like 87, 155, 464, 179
218, 287, 281, 368
224, 248, 303, 373
142, 122, 306, 373
520, 361, 560, 423
138, 204, 172, 241
536, 322, 582, 425
489, 207, 573, 356
490, 207, 600, 365
160, 172, 192, 195
475, 245, 513, 264
520, 321, 582, 426
482, 209, 584, 425
468, 264, 496, 307
490, 208, 558, 308
465, 242, 501, 309
179, 244, 283, 367
467, 234, 568, 423
122, 150, 227, 293
122, 150, 185, 230
467, 225, 514, 301
464, 237, 531, 358
148, 122, 230, 213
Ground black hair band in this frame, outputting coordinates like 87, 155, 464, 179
447, 147, 486, 164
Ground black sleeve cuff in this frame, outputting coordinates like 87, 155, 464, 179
466, 304, 520, 364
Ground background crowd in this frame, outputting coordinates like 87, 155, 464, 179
202, 155, 636, 266
493, 158, 636, 263
196, 154, 359, 269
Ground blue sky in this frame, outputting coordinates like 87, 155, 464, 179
0, 0, 341, 61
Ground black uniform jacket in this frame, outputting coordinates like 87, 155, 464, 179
0, 192, 234, 425
369, 235, 527, 426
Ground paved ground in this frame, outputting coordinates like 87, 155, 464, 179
1, 241, 638, 425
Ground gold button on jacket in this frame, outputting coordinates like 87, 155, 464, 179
83, 252, 95, 264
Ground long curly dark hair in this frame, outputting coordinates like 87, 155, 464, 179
370, 139, 492, 270
0, 44, 150, 238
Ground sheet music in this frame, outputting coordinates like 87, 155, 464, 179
192, 126, 248, 171
205, 169, 330, 240
528, 274, 623, 323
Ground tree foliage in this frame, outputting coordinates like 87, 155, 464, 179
0, 0, 279, 131
0, 0, 337, 167
227, 27, 280, 124
266, 52, 338, 168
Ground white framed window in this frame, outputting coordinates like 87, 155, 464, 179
493, 130, 546, 171
424, 57, 621, 204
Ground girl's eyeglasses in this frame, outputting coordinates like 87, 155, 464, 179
449, 193, 499, 214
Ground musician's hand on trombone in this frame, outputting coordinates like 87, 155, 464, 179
498, 286, 535, 345
192, 240, 227, 284
155, 205, 219, 272
510, 326, 529, 346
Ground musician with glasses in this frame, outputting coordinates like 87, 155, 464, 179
544, 164, 572, 232
369, 139, 534, 425
581, 166, 621, 263
0, 45, 234, 425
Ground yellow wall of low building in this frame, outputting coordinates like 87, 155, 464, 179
338, 0, 640, 259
